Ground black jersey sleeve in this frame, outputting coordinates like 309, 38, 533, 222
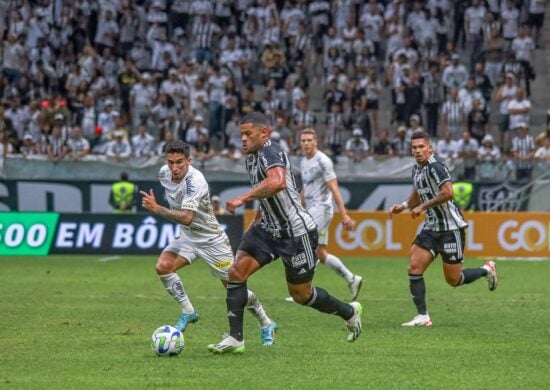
429, 160, 452, 187
259, 140, 286, 170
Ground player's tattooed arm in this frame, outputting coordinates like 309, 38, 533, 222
155, 206, 194, 226
227, 167, 287, 213
411, 181, 453, 218
141, 189, 194, 225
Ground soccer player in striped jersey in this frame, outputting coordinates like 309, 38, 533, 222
208, 112, 362, 354
140, 141, 276, 346
389, 131, 498, 327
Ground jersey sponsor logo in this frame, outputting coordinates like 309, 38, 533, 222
443, 242, 457, 253
213, 259, 232, 269
184, 176, 197, 196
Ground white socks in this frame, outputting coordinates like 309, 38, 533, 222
159, 273, 195, 314
246, 290, 271, 328
324, 254, 355, 284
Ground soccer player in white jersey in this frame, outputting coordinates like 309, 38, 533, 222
294, 128, 363, 300
389, 131, 498, 327
140, 141, 277, 345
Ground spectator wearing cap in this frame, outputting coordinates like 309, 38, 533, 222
496, 72, 518, 148
442, 53, 469, 92
66, 126, 90, 160
97, 99, 119, 140
456, 131, 479, 180
477, 134, 501, 180
511, 122, 536, 181
20, 133, 38, 156
160, 68, 188, 110
435, 129, 458, 160
211, 194, 227, 216
129, 73, 157, 127
345, 128, 369, 163
392, 125, 411, 158
105, 130, 132, 161
132, 124, 156, 157
185, 114, 208, 148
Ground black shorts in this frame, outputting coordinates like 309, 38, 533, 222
238, 224, 318, 284
528, 13, 544, 28
365, 99, 379, 110
413, 228, 466, 264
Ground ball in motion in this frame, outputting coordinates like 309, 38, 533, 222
150, 325, 185, 356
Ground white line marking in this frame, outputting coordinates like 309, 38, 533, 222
99, 256, 122, 262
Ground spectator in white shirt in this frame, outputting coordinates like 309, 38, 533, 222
477, 134, 501, 180
129, 73, 157, 127
442, 53, 469, 91
66, 126, 91, 160
132, 124, 156, 157
507, 88, 531, 131
94, 9, 119, 49
435, 130, 458, 159
184, 114, 208, 147
105, 130, 132, 161
345, 128, 369, 163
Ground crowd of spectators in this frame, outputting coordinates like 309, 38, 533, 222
0, 0, 549, 181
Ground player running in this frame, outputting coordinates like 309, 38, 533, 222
287, 128, 363, 301
140, 140, 277, 346
389, 131, 498, 327
207, 112, 362, 354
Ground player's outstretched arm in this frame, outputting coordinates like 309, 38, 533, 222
226, 167, 287, 214
140, 189, 194, 225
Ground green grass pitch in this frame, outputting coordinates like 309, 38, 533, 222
1, 256, 549, 389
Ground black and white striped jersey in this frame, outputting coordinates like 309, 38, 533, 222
245, 139, 316, 238
412, 155, 468, 232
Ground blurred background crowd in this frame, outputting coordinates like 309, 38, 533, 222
0, 0, 549, 182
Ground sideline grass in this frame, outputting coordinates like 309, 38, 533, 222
1, 256, 549, 389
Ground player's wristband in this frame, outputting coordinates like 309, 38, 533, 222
401, 201, 409, 209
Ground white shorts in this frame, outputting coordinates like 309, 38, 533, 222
163, 232, 233, 280
308, 204, 333, 246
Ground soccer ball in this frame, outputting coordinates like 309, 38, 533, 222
150, 325, 185, 356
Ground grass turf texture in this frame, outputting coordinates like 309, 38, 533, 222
1, 256, 549, 389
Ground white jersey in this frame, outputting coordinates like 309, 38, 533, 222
301, 150, 337, 209
159, 165, 223, 243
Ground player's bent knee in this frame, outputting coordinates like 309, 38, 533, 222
228, 266, 248, 283
445, 276, 461, 287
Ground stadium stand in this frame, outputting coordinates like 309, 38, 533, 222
0, 0, 549, 182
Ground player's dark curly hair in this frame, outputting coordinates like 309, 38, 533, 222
166, 140, 191, 157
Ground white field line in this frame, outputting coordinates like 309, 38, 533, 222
98, 255, 122, 262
